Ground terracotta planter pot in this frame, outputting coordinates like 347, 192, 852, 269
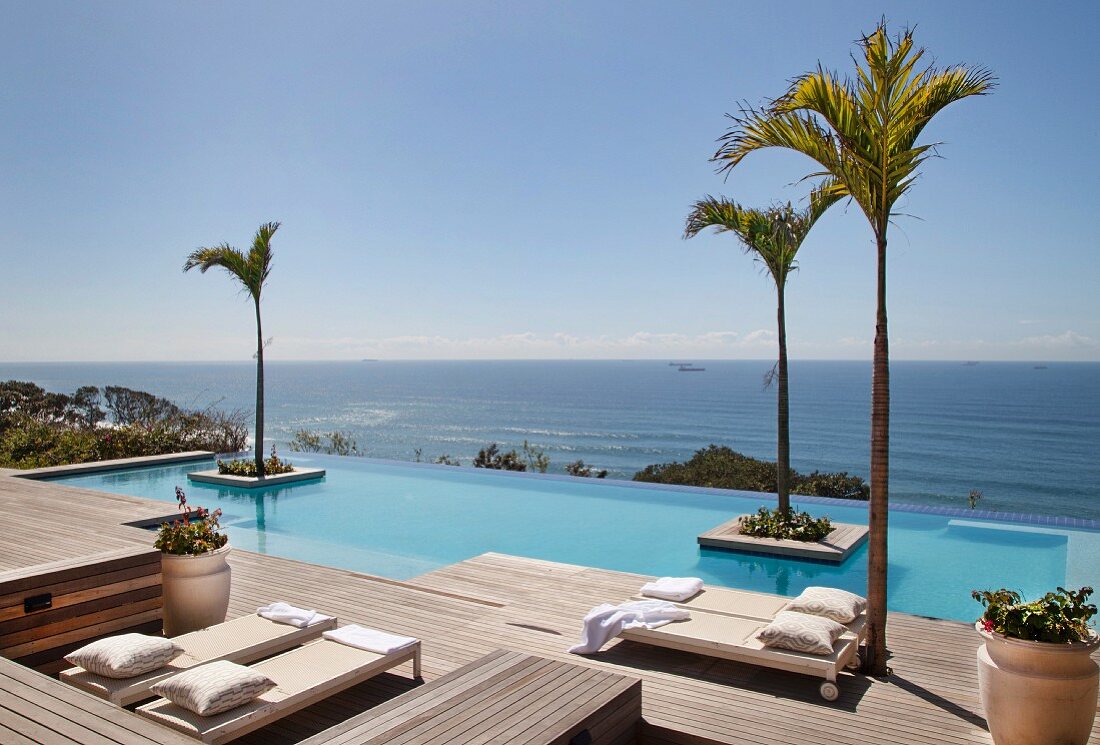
161, 544, 232, 636
976, 623, 1099, 745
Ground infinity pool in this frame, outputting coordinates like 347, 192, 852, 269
50, 454, 1099, 622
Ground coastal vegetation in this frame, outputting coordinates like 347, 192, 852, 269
565, 460, 608, 479
633, 444, 868, 500
472, 443, 527, 471
713, 22, 993, 673
0, 381, 246, 468
290, 429, 363, 457
185, 221, 281, 478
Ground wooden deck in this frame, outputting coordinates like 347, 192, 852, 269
0, 655, 193, 744
698, 516, 869, 562
299, 649, 641, 745
2, 468, 1098, 744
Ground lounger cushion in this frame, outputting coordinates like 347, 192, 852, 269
64, 633, 182, 679
784, 586, 867, 623
757, 611, 846, 655
150, 660, 276, 716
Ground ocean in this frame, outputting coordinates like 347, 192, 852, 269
2, 360, 1097, 521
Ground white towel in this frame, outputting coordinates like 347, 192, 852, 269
257, 601, 329, 628
323, 624, 419, 655
568, 600, 689, 655
639, 577, 704, 602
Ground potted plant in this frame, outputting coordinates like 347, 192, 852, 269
972, 586, 1098, 745
156, 487, 231, 636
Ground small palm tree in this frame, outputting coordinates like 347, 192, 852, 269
185, 222, 280, 477
712, 23, 993, 674
684, 188, 837, 519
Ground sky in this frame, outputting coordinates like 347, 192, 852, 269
1, 1, 1097, 362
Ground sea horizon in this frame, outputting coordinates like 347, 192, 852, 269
3, 359, 1097, 522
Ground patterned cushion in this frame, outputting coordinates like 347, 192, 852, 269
784, 586, 867, 623
757, 611, 847, 655
150, 660, 276, 716
64, 633, 182, 679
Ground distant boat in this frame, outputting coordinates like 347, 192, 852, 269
1034, 365, 1048, 370
678, 366, 706, 372
962, 361, 980, 366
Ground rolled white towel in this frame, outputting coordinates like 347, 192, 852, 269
324, 624, 418, 655
258, 601, 322, 628
639, 577, 704, 602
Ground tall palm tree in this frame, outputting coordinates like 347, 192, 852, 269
684, 188, 837, 518
711, 24, 993, 674
184, 222, 280, 478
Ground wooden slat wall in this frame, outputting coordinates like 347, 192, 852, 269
0, 547, 162, 675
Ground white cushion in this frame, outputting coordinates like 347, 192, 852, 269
757, 611, 847, 655
784, 586, 867, 624
150, 660, 275, 716
64, 633, 182, 679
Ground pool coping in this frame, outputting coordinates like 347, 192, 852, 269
10, 450, 1100, 533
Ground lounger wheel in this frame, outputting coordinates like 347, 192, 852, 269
846, 648, 864, 671
819, 681, 840, 702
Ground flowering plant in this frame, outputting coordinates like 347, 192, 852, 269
154, 486, 228, 556
972, 586, 1096, 644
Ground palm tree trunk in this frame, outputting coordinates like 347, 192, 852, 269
776, 284, 790, 518
865, 231, 890, 675
254, 299, 265, 479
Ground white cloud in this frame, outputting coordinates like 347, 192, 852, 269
272, 329, 779, 360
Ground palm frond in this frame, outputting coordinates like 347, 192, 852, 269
184, 222, 281, 302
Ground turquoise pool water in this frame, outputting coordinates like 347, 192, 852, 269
50, 454, 1099, 623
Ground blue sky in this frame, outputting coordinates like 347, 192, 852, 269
1, 1, 1097, 362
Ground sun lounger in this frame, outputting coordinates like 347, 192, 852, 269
61, 613, 337, 706
135, 636, 421, 744
624, 582, 867, 700
620, 607, 864, 701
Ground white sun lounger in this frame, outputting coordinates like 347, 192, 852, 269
634, 583, 868, 645
621, 608, 863, 701
60, 613, 337, 706
136, 636, 421, 744
625, 583, 867, 700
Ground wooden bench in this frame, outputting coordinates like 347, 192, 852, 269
300, 649, 642, 745
0, 547, 162, 675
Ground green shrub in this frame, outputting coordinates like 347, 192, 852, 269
0, 381, 247, 469
633, 445, 869, 500
472, 443, 527, 471
739, 507, 833, 542
565, 460, 608, 478
289, 429, 362, 456
973, 586, 1097, 644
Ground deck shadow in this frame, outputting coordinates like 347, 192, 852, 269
888, 674, 989, 730
594, 640, 872, 711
